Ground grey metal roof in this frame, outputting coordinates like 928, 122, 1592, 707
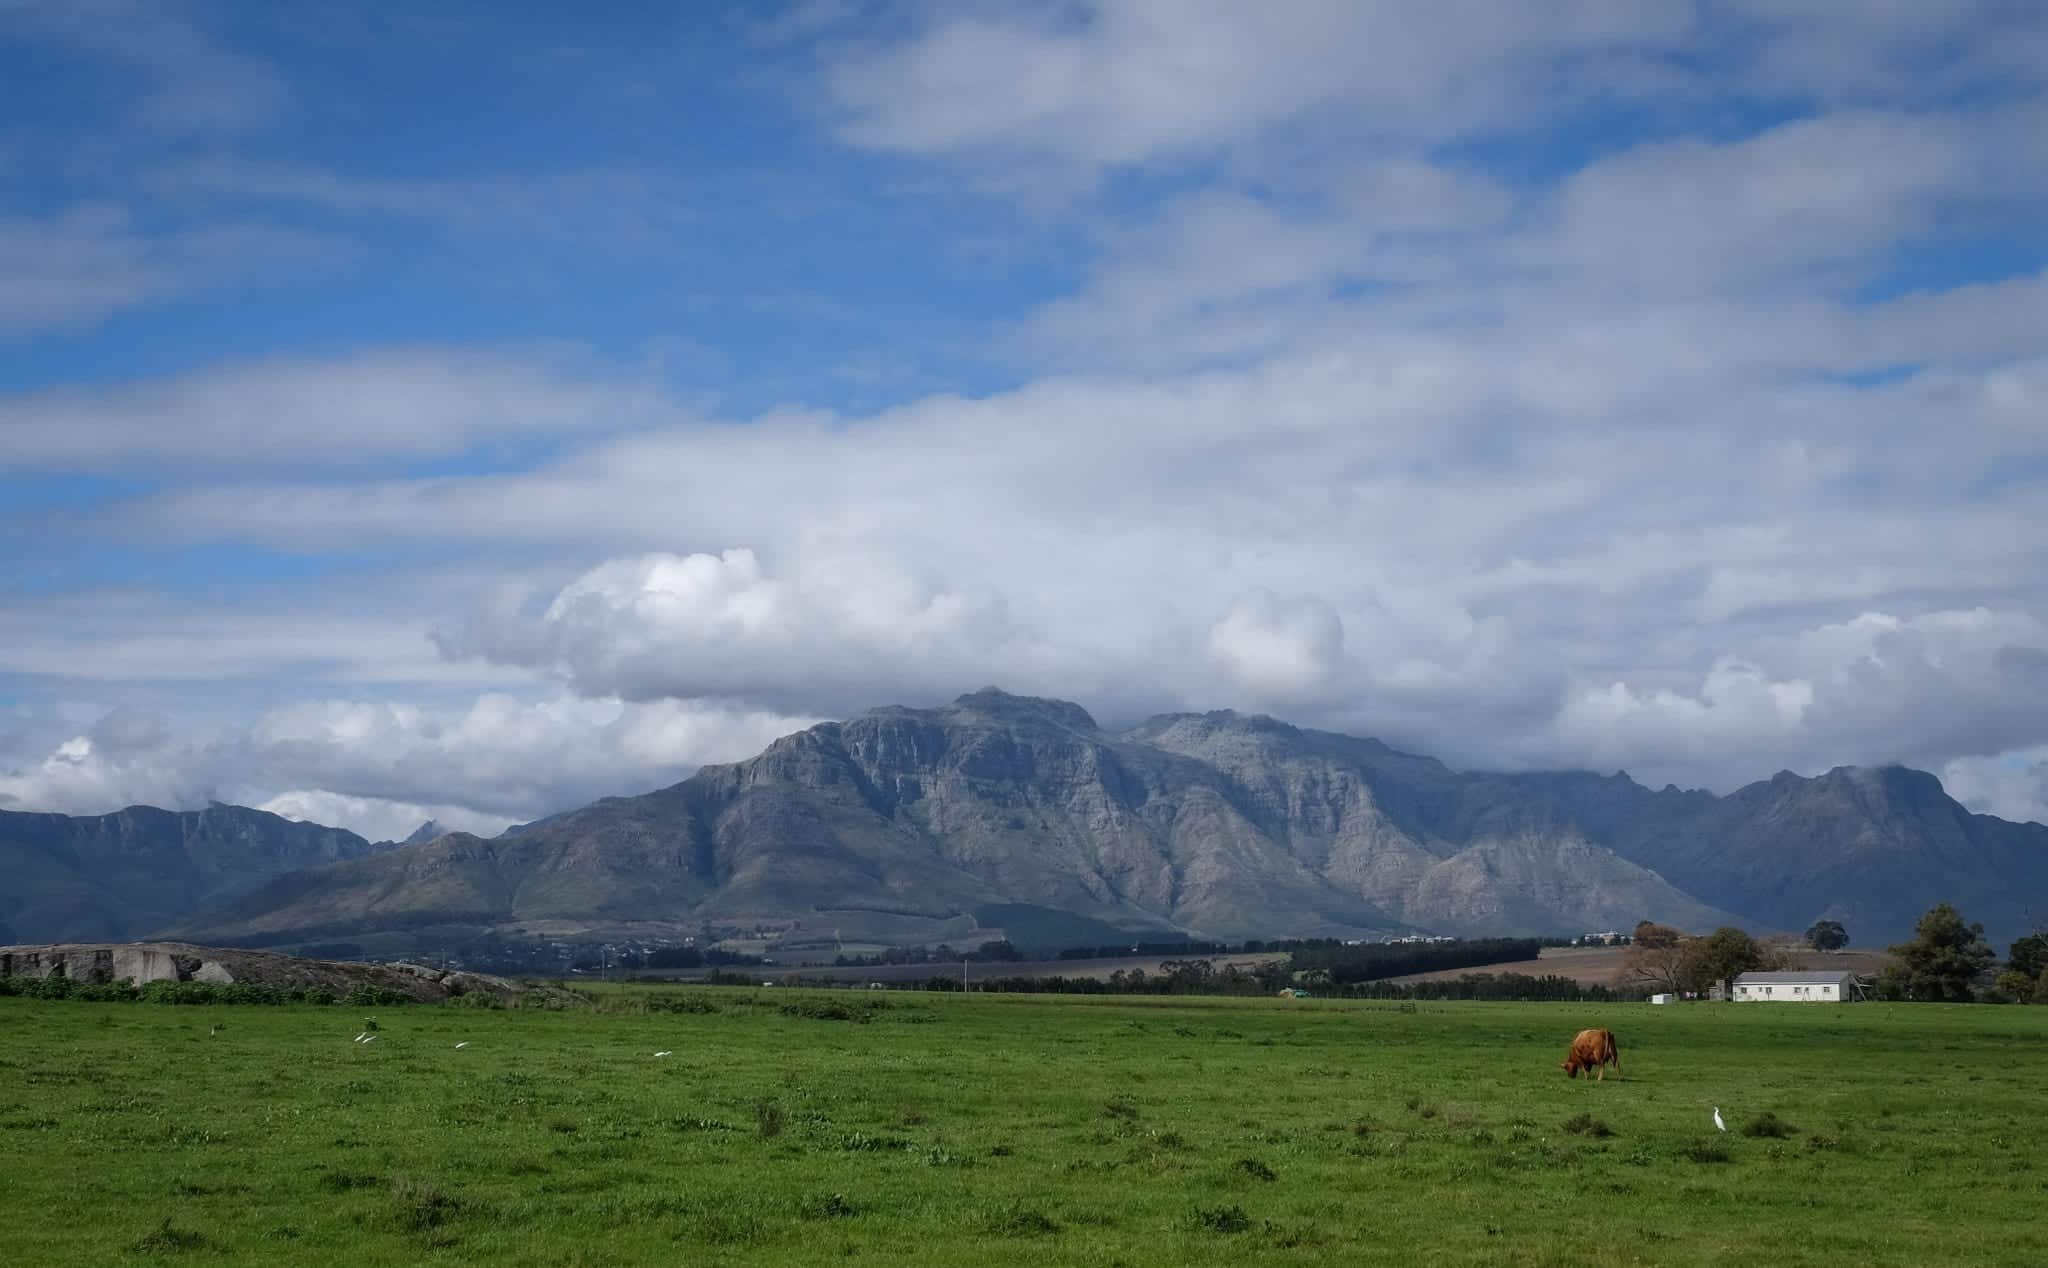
1733, 970, 1857, 985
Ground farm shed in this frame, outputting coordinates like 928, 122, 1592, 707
1731, 970, 1863, 1002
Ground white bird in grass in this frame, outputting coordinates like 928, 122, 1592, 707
653, 1050, 673, 1058
1713, 1107, 1727, 1132
352, 1032, 367, 1042
363, 1034, 377, 1044
454, 1042, 470, 1050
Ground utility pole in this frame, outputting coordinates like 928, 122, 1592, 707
962, 957, 969, 993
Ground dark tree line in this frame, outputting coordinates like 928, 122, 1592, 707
1287, 938, 1545, 984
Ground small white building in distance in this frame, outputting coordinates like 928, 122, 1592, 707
1732, 970, 1863, 1002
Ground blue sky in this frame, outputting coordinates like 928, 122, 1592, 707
4, 0, 2047, 839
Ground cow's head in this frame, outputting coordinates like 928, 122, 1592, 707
1561, 1056, 1582, 1078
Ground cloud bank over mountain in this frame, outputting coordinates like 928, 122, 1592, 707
3, 2, 2045, 836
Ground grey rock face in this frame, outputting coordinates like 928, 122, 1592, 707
0, 803, 393, 944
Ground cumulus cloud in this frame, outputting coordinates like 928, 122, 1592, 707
1207, 591, 1345, 702
1547, 610, 2048, 791
1940, 750, 2048, 828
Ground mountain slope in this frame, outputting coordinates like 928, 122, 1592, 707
187, 692, 1407, 945
0, 803, 389, 943
36, 690, 2044, 951
179, 691, 1770, 948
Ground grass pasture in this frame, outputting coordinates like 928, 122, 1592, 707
1, 990, 2043, 1266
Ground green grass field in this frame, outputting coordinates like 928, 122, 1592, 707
2, 990, 2043, 1266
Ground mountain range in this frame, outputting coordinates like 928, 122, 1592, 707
5, 690, 2043, 951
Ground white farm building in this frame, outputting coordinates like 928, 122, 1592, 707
1732, 970, 1863, 1002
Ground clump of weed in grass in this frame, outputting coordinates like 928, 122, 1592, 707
989, 1143, 1014, 1157
918, 1144, 970, 1168
1260, 1221, 1323, 1249
1172, 1025, 1197, 1038
1468, 1129, 1497, 1146
1189, 1204, 1252, 1235
1, 1116, 57, 1131
503, 1156, 548, 1176
129, 1218, 208, 1255
756, 1101, 784, 1138
1351, 1119, 1373, 1137
803, 1192, 858, 1220
645, 993, 720, 1015
1414, 1103, 1440, 1120
315, 1169, 381, 1193
1742, 1112, 1797, 1139
1562, 1112, 1615, 1138
262, 1226, 301, 1242
546, 1116, 579, 1134
680, 1207, 764, 1245
668, 1115, 739, 1134
1683, 1138, 1731, 1164
1146, 1129, 1190, 1150
780, 997, 890, 1023
1397, 1001, 1419, 1014
839, 1131, 911, 1152
1101, 1095, 1140, 1121
1232, 1157, 1277, 1182
899, 1105, 927, 1126
389, 1176, 460, 1232
984, 1203, 1060, 1236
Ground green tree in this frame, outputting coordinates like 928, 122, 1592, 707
1881, 904, 1996, 1002
1993, 969, 2037, 1002
1688, 926, 1775, 993
1805, 919, 1849, 952
2007, 932, 2048, 980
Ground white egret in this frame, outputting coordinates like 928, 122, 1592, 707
454, 1041, 470, 1049
653, 1050, 673, 1058
1713, 1107, 1726, 1132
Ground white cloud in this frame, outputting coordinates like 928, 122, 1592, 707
0, 691, 816, 837
0, 346, 666, 468
828, 1, 1694, 171
0, 0, 287, 134
6, 2, 2048, 835
0, 206, 338, 335
257, 791, 507, 845
1207, 591, 1345, 701
1940, 749, 2048, 828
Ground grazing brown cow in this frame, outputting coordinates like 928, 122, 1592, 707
1561, 1028, 1621, 1080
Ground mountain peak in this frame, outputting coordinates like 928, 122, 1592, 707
950, 688, 1098, 732
402, 819, 445, 847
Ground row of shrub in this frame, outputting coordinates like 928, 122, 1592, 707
0, 975, 419, 1007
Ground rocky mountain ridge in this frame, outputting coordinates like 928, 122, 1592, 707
155, 690, 2048, 950
7, 691, 2042, 950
